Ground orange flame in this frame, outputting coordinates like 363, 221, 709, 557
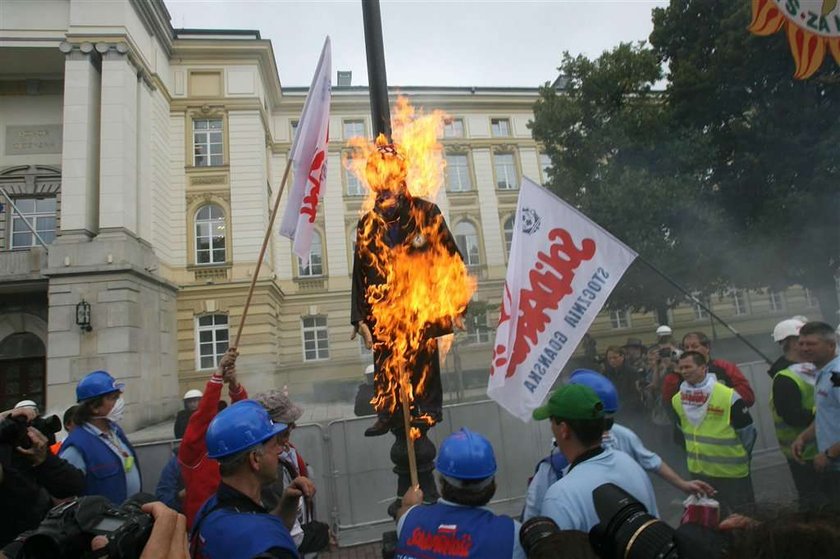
409, 427, 422, 442
346, 97, 476, 425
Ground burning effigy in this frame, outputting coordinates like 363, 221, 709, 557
347, 97, 476, 441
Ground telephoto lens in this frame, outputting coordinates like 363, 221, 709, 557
520, 517, 596, 559
589, 483, 678, 559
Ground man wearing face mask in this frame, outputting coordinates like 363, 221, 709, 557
59, 370, 140, 505
350, 139, 466, 437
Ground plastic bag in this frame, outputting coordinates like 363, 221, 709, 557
680, 493, 720, 529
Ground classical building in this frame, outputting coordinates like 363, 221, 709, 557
0, 0, 820, 430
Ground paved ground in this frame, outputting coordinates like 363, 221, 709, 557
320, 542, 382, 559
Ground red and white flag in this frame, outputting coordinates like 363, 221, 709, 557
279, 36, 331, 259
487, 177, 637, 421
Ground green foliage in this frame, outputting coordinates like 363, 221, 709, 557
530, 1, 840, 319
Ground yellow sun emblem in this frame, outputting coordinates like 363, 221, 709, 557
749, 0, 840, 79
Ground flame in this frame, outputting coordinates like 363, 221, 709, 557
409, 427, 422, 442
347, 97, 476, 426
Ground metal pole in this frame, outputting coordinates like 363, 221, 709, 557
361, 0, 391, 140
0, 188, 50, 252
637, 255, 772, 364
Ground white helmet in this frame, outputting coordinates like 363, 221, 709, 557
364, 364, 375, 376
183, 389, 203, 400
14, 400, 38, 411
772, 318, 805, 343
656, 325, 672, 337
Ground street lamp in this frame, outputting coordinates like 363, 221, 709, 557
75, 299, 92, 332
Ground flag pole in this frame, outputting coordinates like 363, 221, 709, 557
233, 158, 293, 348
400, 385, 420, 488
636, 255, 773, 364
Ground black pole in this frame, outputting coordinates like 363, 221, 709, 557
637, 255, 773, 364
362, 0, 391, 140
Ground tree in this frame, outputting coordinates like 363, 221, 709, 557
530, 43, 731, 318
531, 2, 840, 322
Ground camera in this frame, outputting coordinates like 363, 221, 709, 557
0, 414, 62, 448
658, 347, 682, 360
590, 483, 678, 559
520, 516, 563, 559
19, 494, 153, 559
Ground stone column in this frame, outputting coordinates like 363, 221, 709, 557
58, 42, 101, 239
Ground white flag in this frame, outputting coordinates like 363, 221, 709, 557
279, 36, 332, 259
487, 177, 638, 422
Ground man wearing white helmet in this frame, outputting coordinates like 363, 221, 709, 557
174, 389, 204, 439
768, 317, 819, 506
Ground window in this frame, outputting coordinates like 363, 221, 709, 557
503, 215, 515, 259
302, 316, 329, 361
454, 221, 481, 267
343, 119, 365, 139
10, 198, 56, 248
491, 118, 511, 137
494, 153, 518, 190
444, 118, 465, 138
193, 118, 223, 167
346, 171, 365, 196
731, 290, 749, 315
609, 310, 631, 329
466, 310, 492, 344
298, 231, 324, 277
804, 288, 818, 308
540, 153, 552, 180
768, 290, 785, 312
196, 314, 229, 370
693, 300, 709, 321
195, 205, 226, 265
445, 154, 472, 192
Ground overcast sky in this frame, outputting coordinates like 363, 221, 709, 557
166, 0, 667, 88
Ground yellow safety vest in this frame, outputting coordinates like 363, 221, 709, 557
672, 383, 750, 478
770, 368, 817, 461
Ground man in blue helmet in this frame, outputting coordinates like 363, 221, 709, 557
534, 384, 659, 531
395, 428, 526, 559
190, 400, 314, 559
522, 370, 714, 521
60, 370, 140, 505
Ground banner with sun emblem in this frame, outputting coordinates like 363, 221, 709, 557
750, 0, 840, 79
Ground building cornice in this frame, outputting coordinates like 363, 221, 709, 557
128, 0, 174, 56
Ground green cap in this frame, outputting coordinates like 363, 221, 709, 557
532, 383, 605, 421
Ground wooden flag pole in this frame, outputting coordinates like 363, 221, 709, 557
234, 158, 294, 348
400, 374, 420, 488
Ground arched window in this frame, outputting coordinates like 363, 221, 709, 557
454, 221, 481, 267
298, 231, 324, 277
195, 205, 226, 265
503, 215, 515, 259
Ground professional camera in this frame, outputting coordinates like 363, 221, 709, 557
658, 347, 682, 360
0, 414, 62, 448
520, 516, 564, 559
19, 494, 153, 559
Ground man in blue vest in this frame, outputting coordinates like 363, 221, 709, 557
60, 370, 140, 505
395, 428, 526, 559
191, 400, 313, 559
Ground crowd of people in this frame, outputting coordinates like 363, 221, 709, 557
1, 318, 839, 558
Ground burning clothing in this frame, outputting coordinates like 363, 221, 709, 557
351, 196, 466, 424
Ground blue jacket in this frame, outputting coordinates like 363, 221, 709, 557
155, 452, 184, 512
61, 423, 139, 505
192, 483, 299, 559
397, 501, 517, 559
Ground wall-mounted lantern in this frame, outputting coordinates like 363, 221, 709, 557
75, 299, 92, 332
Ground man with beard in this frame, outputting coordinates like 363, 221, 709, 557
350, 140, 467, 437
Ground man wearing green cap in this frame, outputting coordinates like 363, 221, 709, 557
534, 384, 659, 531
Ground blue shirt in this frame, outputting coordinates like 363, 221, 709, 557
398, 499, 526, 559
540, 448, 659, 532
815, 355, 840, 471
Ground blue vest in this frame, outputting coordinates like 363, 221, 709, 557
62, 424, 139, 505
192, 495, 299, 559
537, 451, 568, 484
396, 502, 515, 559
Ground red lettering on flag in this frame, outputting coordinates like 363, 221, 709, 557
300, 149, 326, 223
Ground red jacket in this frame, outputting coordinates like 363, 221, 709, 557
178, 375, 248, 529
662, 358, 755, 406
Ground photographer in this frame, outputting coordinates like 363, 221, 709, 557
0, 406, 84, 549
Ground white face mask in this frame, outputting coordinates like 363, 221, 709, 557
97, 396, 125, 423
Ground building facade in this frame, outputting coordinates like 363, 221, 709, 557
0, 0, 820, 430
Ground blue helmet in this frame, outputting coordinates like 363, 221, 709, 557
206, 400, 288, 459
569, 369, 618, 413
76, 370, 124, 403
435, 428, 497, 480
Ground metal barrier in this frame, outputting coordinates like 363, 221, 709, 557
131, 360, 791, 548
